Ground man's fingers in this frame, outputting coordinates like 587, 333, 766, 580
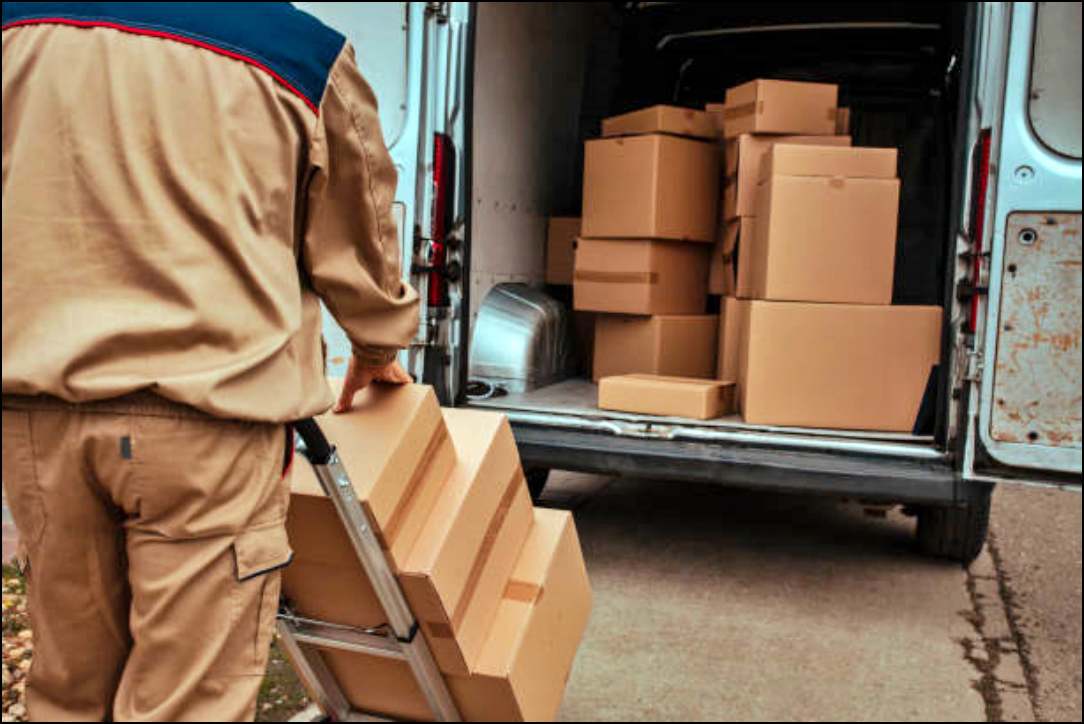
334, 372, 371, 413
334, 360, 408, 413
333, 380, 358, 413
375, 361, 412, 384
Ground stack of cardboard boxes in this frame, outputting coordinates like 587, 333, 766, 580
708, 79, 941, 432
283, 383, 592, 721
573, 105, 721, 382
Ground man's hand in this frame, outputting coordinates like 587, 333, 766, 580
334, 356, 412, 413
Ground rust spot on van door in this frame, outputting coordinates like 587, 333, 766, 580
990, 213, 1082, 447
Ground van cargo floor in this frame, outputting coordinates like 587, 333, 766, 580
468, 378, 940, 459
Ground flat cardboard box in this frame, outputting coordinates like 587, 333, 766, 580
722, 134, 851, 219
710, 79, 838, 138
283, 383, 456, 629
400, 408, 533, 675
582, 134, 719, 242
738, 301, 941, 431
314, 508, 592, 722
835, 107, 851, 134
574, 238, 708, 315
716, 296, 749, 386
759, 143, 897, 181
601, 104, 715, 140
545, 217, 580, 285
750, 145, 900, 304
598, 374, 735, 420
593, 314, 717, 382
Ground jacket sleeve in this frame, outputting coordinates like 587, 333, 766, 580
301, 43, 419, 366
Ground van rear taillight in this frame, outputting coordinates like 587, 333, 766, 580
428, 132, 456, 307
967, 129, 992, 334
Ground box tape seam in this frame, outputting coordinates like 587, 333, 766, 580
381, 424, 450, 548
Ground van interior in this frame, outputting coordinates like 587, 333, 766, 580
463, 2, 971, 453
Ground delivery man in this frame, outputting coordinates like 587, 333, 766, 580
1, 3, 419, 720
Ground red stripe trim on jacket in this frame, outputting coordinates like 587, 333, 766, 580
2, 16, 319, 115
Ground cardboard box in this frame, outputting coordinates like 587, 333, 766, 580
738, 301, 941, 431
750, 145, 900, 304
602, 104, 715, 140
574, 238, 708, 315
716, 296, 749, 385
722, 134, 852, 220
545, 217, 580, 285
708, 215, 751, 296
283, 384, 456, 629
835, 107, 851, 135
400, 408, 533, 675
708, 235, 735, 296
593, 314, 717, 382
717, 217, 756, 298
314, 507, 592, 722
582, 134, 719, 242
598, 374, 735, 420
709, 79, 838, 138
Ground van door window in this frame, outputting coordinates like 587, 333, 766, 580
1028, 2, 1081, 158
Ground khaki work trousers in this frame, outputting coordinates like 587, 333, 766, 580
1, 393, 294, 721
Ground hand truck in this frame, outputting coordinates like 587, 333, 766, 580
277, 418, 462, 722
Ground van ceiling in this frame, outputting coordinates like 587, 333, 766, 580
609, 2, 964, 111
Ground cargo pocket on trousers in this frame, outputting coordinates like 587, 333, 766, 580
230, 524, 294, 673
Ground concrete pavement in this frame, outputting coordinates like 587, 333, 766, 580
988, 486, 1082, 722
541, 472, 1079, 722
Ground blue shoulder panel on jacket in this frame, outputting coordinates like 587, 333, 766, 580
2, 2, 345, 112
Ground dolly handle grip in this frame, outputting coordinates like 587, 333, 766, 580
293, 418, 334, 465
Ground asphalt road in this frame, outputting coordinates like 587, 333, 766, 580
540, 473, 1082, 722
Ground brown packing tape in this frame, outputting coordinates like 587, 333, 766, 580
380, 425, 450, 548
574, 270, 659, 285
503, 580, 543, 604
426, 621, 455, 640
450, 468, 526, 628
720, 100, 763, 119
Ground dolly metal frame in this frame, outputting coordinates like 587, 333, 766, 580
276, 419, 461, 722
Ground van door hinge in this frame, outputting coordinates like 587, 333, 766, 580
425, 2, 449, 23
965, 351, 985, 383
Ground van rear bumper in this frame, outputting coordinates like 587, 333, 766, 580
510, 423, 976, 506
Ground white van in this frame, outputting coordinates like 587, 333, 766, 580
299, 2, 1081, 563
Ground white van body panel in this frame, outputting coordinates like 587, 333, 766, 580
294, 2, 426, 378
467, 3, 599, 324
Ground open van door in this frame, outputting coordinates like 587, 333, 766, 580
961, 2, 1081, 488
294, 2, 470, 404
